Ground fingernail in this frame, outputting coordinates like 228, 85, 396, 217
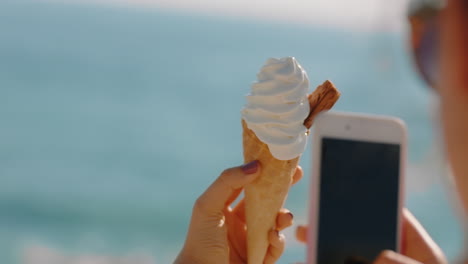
287, 212, 294, 220
242, 160, 259, 174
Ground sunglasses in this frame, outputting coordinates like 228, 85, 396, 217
408, 0, 444, 89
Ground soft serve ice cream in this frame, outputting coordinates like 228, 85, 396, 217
241, 57, 310, 160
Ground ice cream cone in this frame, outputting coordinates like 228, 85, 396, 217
242, 119, 299, 264
242, 80, 340, 264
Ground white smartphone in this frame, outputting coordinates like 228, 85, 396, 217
307, 111, 407, 264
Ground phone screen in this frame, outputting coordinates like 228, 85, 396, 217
316, 137, 400, 264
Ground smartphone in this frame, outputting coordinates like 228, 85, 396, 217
307, 111, 406, 264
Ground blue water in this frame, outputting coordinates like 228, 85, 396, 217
0, 1, 463, 263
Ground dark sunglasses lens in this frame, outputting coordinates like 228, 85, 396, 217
416, 20, 439, 89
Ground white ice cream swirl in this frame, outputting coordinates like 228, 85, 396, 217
241, 57, 310, 160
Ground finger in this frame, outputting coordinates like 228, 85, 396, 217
225, 210, 248, 261
232, 200, 246, 221
225, 162, 262, 206
195, 161, 260, 215
296, 225, 307, 243
374, 250, 422, 264
264, 230, 285, 264
233, 165, 302, 220
292, 166, 303, 185
276, 209, 294, 231
225, 187, 243, 208
401, 208, 447, 262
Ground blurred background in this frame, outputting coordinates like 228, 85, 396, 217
0, 0, 464, 263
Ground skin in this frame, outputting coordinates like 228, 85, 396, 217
439, 0, 468, 215
174, 162, 303, 264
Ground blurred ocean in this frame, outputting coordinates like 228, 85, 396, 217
0, 1, 464, 263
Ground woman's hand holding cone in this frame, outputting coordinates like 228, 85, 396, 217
174, 162, 303, 264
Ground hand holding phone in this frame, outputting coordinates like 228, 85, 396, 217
307, 111, 407, 264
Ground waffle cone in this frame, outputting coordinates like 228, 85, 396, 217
242, 80, 340, 264
242, 119, 299, 264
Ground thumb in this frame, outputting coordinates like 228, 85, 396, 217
374, 250, 422, 264
195, 161, 260, 215
401, 208, 447, 263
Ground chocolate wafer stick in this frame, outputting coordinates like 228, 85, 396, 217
304, 80, 341, 129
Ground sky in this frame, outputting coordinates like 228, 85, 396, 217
43, 0, 412, 32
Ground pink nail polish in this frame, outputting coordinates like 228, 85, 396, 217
241, 160, 259, 174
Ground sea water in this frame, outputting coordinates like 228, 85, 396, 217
0, 1, 463, 263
